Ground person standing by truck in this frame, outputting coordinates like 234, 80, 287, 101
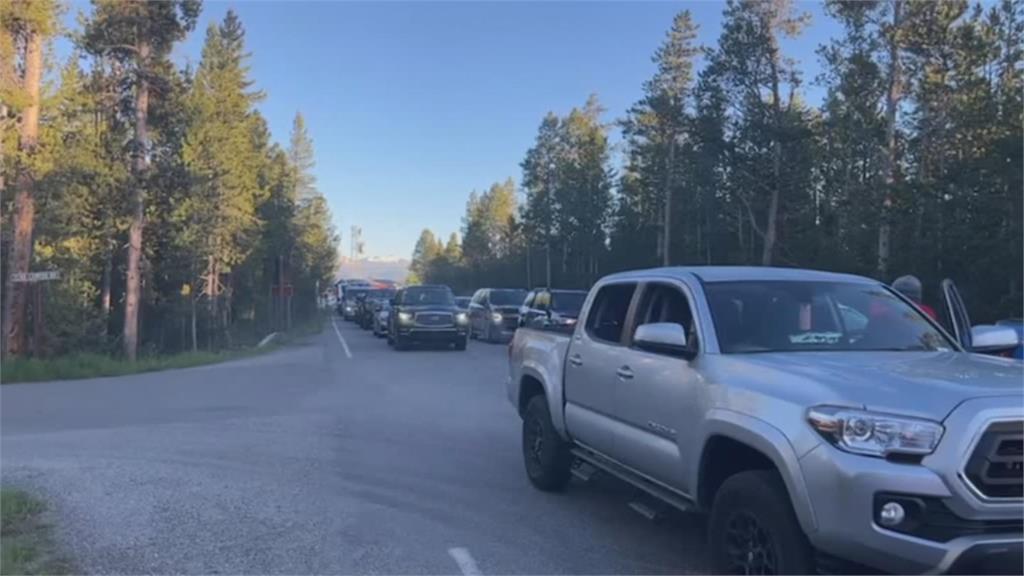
892, 274, 938, 320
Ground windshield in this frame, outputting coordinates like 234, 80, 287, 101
489, 290, 527, 306
705, 281, 954, 354
551, 292, 586, 314
400, 288, 454, 306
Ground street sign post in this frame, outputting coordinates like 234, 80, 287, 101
11, 270, 60, 283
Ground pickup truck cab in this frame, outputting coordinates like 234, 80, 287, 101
508, 266, 1022, 574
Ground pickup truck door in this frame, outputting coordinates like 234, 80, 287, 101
612, 281, 703, 493
563, 281, 639, 455
940, 278, 973, 349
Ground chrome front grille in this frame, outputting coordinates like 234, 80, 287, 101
965, 421, 1024, 500
415, 312, 454, 327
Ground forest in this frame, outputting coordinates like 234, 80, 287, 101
2, 1, 339, 361
410, 0, 1022, 324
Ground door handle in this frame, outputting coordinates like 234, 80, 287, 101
568, 354, 583, 367
616, 366, 634, 380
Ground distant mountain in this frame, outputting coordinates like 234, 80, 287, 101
337, 257, 409, 283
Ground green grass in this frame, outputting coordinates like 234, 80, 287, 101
1, 489, 72, 575
1, 314, 328, 384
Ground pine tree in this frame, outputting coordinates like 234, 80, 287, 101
180, 11, 265, 347
1, 0, 59, 356
83, 0, 201, 360
521, 113, 564, 286
289, 112, 317, 202
619, 11, 701, 265
714, 0, 811, 265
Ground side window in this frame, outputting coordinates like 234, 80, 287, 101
585, 283, 637, 344
633, 283, 696, 348
535, 291, 551, 311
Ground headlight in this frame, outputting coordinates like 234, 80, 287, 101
397, 312, 413, 324
491, 312, 503, 323
808, 406, 943, 457
455, 312, 469, 325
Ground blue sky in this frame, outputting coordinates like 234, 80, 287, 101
64, 1, 840, 259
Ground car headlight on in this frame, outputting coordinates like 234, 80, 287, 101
491, 312, 503, 323
808, 406, 944, 457
397, 312, 413, 324
455, 312, 469, 325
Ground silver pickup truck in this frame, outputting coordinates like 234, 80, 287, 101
507, 266, 1023, 574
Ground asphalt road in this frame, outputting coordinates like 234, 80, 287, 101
1, 317, 707, 574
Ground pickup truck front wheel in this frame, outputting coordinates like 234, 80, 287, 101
709, 470, 812, 575
522, 395, 571, 491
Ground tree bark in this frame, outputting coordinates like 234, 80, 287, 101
877, 0, 902, 279
3, 27, 43, 357
123, 41, 150, 361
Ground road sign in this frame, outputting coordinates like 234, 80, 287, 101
10, 270, 60, 283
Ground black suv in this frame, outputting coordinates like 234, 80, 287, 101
468, 288, 528, 342
388, 285, 468, 350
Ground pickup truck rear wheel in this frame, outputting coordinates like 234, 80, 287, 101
522, 395, 571, 492
709, 470, 813, 575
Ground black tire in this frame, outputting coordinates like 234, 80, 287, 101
709, 470, 813, 575
454, 337, 467, 351
522, 395, 572, 492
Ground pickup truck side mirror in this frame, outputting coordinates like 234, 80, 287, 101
970, 325, 1020, 353
634, 322, 696, 360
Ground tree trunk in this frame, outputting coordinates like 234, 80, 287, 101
762, 56, 783, 267
877, 0, 902, 279
123, 41, 151, 361
191, 292, 198, 353
2, 28, 43, 357
208, 255, 218, 350
662, 136, 676, 266
100, 248, 112, 318
544, 241, 551, 287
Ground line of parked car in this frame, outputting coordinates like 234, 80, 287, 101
336, 282, 590, 352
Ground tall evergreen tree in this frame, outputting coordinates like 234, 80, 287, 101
1, 0, 59, 356
83, 0, 201, 360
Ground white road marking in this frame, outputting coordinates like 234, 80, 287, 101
448, 547, 482, 576
330, 317, 353, 359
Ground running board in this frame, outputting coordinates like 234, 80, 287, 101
570, 446, 693, 513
